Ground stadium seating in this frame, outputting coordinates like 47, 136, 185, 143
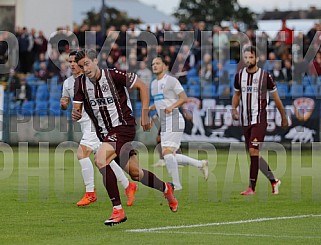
302, 75, 313, 86
224, 59, 237, 77
187, 68, 198, 77
187, 76, 200, 86
217, 84, 231, 97
20, 101, 35, 116
49, 100, 61, 116
48, 76, 62, 93
202, 84, 216, 98
10, 103, 21, 115
303, 84, 317, 96
25, 75, 38, 99
35, 100, 49, 116
290, 83, 304, 97
187, 84, 201, 97
182, 84, 188, 92
36, 83, 49, 101
212, 60, 218, 70
276, 83, 289, 98
49, 91, 62, 101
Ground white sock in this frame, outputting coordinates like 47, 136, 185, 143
114, 204, 122, 210
79, 157, 95, 192
110, 161, 129, 189
175, 154, 202, 167
164, 154, 182, 190
164, 184, 168, 193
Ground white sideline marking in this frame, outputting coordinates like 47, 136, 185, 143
126, 214, 321, 233
148, 231, 321, 239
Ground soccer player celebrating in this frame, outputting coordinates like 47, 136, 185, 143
232, 45, 288, 195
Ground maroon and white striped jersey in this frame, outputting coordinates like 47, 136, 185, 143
234, 68, 277, 126
74, 68, 137, 140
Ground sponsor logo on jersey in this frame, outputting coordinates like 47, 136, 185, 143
241, 86, 258, 93
153, 93, 164, 101
90, 97, 115, 106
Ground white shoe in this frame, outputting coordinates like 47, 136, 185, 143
200, 160, 209, 181
272, 179, 281, 194
154, 159, 166, 167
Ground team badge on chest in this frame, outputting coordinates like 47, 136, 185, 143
101, 83, 109, 92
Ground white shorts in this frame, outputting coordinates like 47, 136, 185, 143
161, 130, 183, 150
80, 130, 101, 153
160, 113, 185, 151
80, 120, 101, 153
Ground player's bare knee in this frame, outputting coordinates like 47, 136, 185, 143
77, 145, 92, 160
76, 146, 85, 160
77, 151, 90, 160
94, 156, 106, 169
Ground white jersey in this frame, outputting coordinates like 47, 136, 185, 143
62, 75, 100, 150
151, 74, 185, 117
62, 75, 90, 125
151, 74, 185, 149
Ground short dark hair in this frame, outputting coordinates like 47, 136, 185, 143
242, 45, 259, 57
154, 55, 169, 66
75, 48, 97, 63
69, 50, 78, 57
75, 50, 85, 63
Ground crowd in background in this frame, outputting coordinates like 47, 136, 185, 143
1, 19, 321, 112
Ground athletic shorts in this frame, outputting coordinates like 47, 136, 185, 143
160, 112, 185, 151
161, 130, 183, 151
102, 125, 136, 167
80, 130, 101, 153
243, 123, 267, 150
79, 118, 101, 153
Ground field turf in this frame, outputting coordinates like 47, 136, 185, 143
0, 145, 321, 244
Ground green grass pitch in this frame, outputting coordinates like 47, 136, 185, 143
0, 145, 321, 244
